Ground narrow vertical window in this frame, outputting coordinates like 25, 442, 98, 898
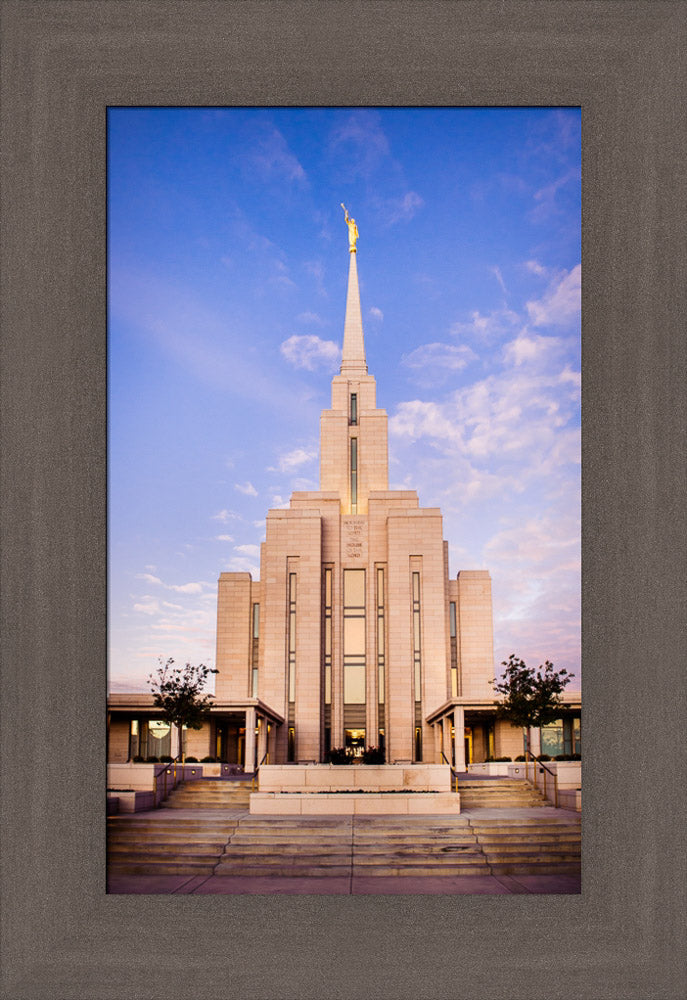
376, 567, 385, 705
323, 567, 332, 705
350, 393, 358, 425
288, 726, 295, 762
412, 571, 422, 703
449, 600, 458, 698
251, 602, 260, 697
288, 573, 297, 704
350, 437, 358, 514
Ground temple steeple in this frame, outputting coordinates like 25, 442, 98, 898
319, 208, 388, 511
340, 205, 367, 375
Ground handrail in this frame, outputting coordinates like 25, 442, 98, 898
250, 751, 269, 791
524, 750, 559, 807
440, 751, 461, 794
152, 755, 183, 808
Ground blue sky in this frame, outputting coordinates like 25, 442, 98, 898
108, 107, 580, 693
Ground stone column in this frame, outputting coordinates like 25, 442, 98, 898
438, 717, 448, 765
257, 714, 268, 765
244, 707, 256, 772
433, 722, 442, 763
267, 721, 278, 763
453, 706, 466, 772
529, 726, 541, 757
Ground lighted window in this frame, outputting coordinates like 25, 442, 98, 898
252, 603, 260, 638
350, 437, 358, 514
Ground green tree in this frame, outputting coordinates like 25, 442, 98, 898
147, 657, 218, 763
492, 654, 574, 757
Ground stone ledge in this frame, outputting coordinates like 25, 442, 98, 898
250, 791, 461, 815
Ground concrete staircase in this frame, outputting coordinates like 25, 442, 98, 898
457, 778, 547, 809
107, 814, 240, 876
471, 816, 581, 875
214, 817, 491, 878
161, 778, 252, 810
107, 809, 580, 879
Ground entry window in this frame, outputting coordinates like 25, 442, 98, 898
415, 726, 423, 762
345, 728, 365, 757
287, 726, 295, 762
541, 719, 564, 757
343, 569, 366, 705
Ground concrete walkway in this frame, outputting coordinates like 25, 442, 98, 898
107, 806, 581, 895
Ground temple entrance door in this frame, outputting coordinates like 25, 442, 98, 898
464, 727, 473, 765
345, 728, 365, 759
215, 723, 228, 762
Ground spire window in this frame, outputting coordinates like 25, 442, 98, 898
350, 393, 358, 425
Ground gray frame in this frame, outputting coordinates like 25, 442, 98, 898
1, 1, 685, 997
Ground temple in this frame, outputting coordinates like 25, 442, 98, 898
107, 214, 581, 769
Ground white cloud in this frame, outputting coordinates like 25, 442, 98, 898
297, 310, 324, 325
224, 556, 260, 575
167, 581, 204, 594
234, 544, 260, 558
450, 307, 520, 342
329, 112, 390, 177
280, 334, 340, 371
524, 259, 547, 277
162, 601, 184, 610
388, 191, 424, 224
402, 342, 478, 372
235, 481, 258, 496
212, 508, 239, 522
136, 572, 162, 585
245, 125, 306, 183
503, 333, 563, 367
215, 534, 234, 542
270, 447, 317, 474
526, 265, 581, 327
491, 265, 507, 295
369, 306, 384, 321
134, 597, 160, 615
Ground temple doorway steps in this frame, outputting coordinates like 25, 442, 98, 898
161, 778, 252, 809
456, 778, 548, 809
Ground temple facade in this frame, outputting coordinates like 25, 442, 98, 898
107, 216, 581, 770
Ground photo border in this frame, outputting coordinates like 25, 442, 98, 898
2, 2, 685, 997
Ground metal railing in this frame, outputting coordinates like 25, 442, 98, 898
524, 750, 559, 807
152, 756, 183, 808
250, 752, 269, 792
441, 751, 461, 794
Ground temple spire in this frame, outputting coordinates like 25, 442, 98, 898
340, 205, 367, 375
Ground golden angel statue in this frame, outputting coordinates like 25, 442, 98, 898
341, 203, 359, 251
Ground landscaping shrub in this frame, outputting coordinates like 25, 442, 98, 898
145, 755, 160, 763
514, 755, 526, 761
201, 756, 216, 762
160, 755, 173, 763
325, 747, 352, 765
132, 755, 144, 763
362, 746, 385, 764
185, 756, 199, 763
